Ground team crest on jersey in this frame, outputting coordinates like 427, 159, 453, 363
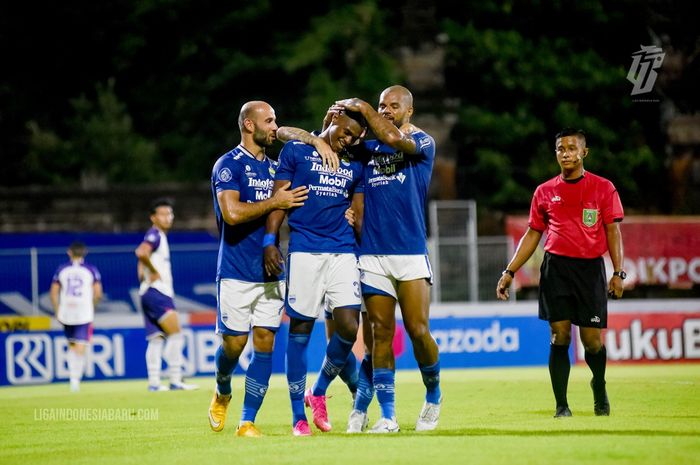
218, 168, 232, 182
582, 209, 598, 227
340, 157, 351, 167
269, 165, 276, 177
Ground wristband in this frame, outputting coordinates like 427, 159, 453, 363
502, 269, 515, 278
262, 233, 277, 248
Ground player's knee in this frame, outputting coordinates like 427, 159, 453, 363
252, 328, 275, 352
550, 330, 571, 346
404, 320, 429, 341
336, 322, 358, 343
582, 338, 602, 354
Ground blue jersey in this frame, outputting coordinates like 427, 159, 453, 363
211, 145, 281, 283
276, 140, 364, 253
358, 131, 435, 255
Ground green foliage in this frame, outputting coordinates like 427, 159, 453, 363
27, 80, 159, 184
442, 2, 664, 210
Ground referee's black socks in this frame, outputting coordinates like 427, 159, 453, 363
549, 344, 571, 408
585, 345, 607, 388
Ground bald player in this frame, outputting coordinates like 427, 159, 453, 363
336, 86, 442, 433
208, 101, 319, 437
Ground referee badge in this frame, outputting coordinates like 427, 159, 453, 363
582, 208, 598, 227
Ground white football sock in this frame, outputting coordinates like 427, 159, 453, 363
163, 332, 185, 385
146, 337, 165, 387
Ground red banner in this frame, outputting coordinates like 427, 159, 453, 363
574, 312, 700, 363
506, 216, 700, 289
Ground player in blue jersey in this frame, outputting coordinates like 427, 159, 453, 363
263, 110, 367, 436
208, 100, 334, 438
336, 85, 442, 433
50, 241, 102, 392
135, 199, 198, 392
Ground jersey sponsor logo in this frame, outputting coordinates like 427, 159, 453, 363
319, 174, 348, 188
396, 172, 406, 184
369, 152, 404, 165
372, 164, 396, 175
551, 195, 561, 202
591, 316, 601, 323
583, 208, 598, 227
418, 136, 431, 148
310, 162, 354, 179
218, 168, 233, 182
248, 178, 274, 189
255, 190, 271, 201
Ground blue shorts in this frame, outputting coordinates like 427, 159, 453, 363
140, 288, 175, 339
64, 322, 93, 343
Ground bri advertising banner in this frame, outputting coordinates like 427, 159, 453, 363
0, 314, 551, 387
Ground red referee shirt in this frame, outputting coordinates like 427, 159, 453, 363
528, 171, 624, 259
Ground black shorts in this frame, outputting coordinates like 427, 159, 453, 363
538, 252, 608, 328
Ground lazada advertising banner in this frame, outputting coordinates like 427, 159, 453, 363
506, 216, 700, 289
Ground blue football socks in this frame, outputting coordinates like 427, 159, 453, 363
419, 360, 442, 404
338, 350, 359, 394
241, 351, 272, 422
312, 333, 354, 396
353, 354, 374, 412
374, 368, 396, 419
286, 332, 310, 425
214, 345, 238, 396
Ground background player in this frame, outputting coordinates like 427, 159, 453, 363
336, 86, 442, 433
265, 110, 366, 435
135, 199, 197, 392
50, 241, 102, 392
496, 128, 624, 417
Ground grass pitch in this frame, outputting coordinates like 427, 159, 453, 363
1, 364, 699, 465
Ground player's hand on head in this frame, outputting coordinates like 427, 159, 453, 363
273, 182, 309, 209
335, 98, 365, 113
496, 275, 512, 300
322, 104, 344, 130
263, 245, 284, 276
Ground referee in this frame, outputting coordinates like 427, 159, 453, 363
496, 128, 625, 418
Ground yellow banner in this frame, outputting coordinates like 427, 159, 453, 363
0, 316, 51, 332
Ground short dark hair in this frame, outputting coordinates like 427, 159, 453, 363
150, 198, 173, 215
342, 110, 367, 129
68, 241, 87, 257
555, 128, 586, 145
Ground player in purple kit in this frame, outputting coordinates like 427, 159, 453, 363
135, 199, 198, 392
50, 241, 103, 392
336, 85, 442, 433
208, 100, 336, 438
264, 110, 367, 436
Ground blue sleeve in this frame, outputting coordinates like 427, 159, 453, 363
353, 163, 364, 194
213, 155, 241, 193
411, 131, 435, 159
275, 142, 297, 181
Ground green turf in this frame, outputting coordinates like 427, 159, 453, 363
1, 365, 698, 465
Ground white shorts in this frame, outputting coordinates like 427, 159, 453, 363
358, 254, 433, 299
216, 279, 285, 335
286, 252, 361, 320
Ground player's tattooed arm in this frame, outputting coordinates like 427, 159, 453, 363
335, 98, 418, 154
277, 126, 339, 172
